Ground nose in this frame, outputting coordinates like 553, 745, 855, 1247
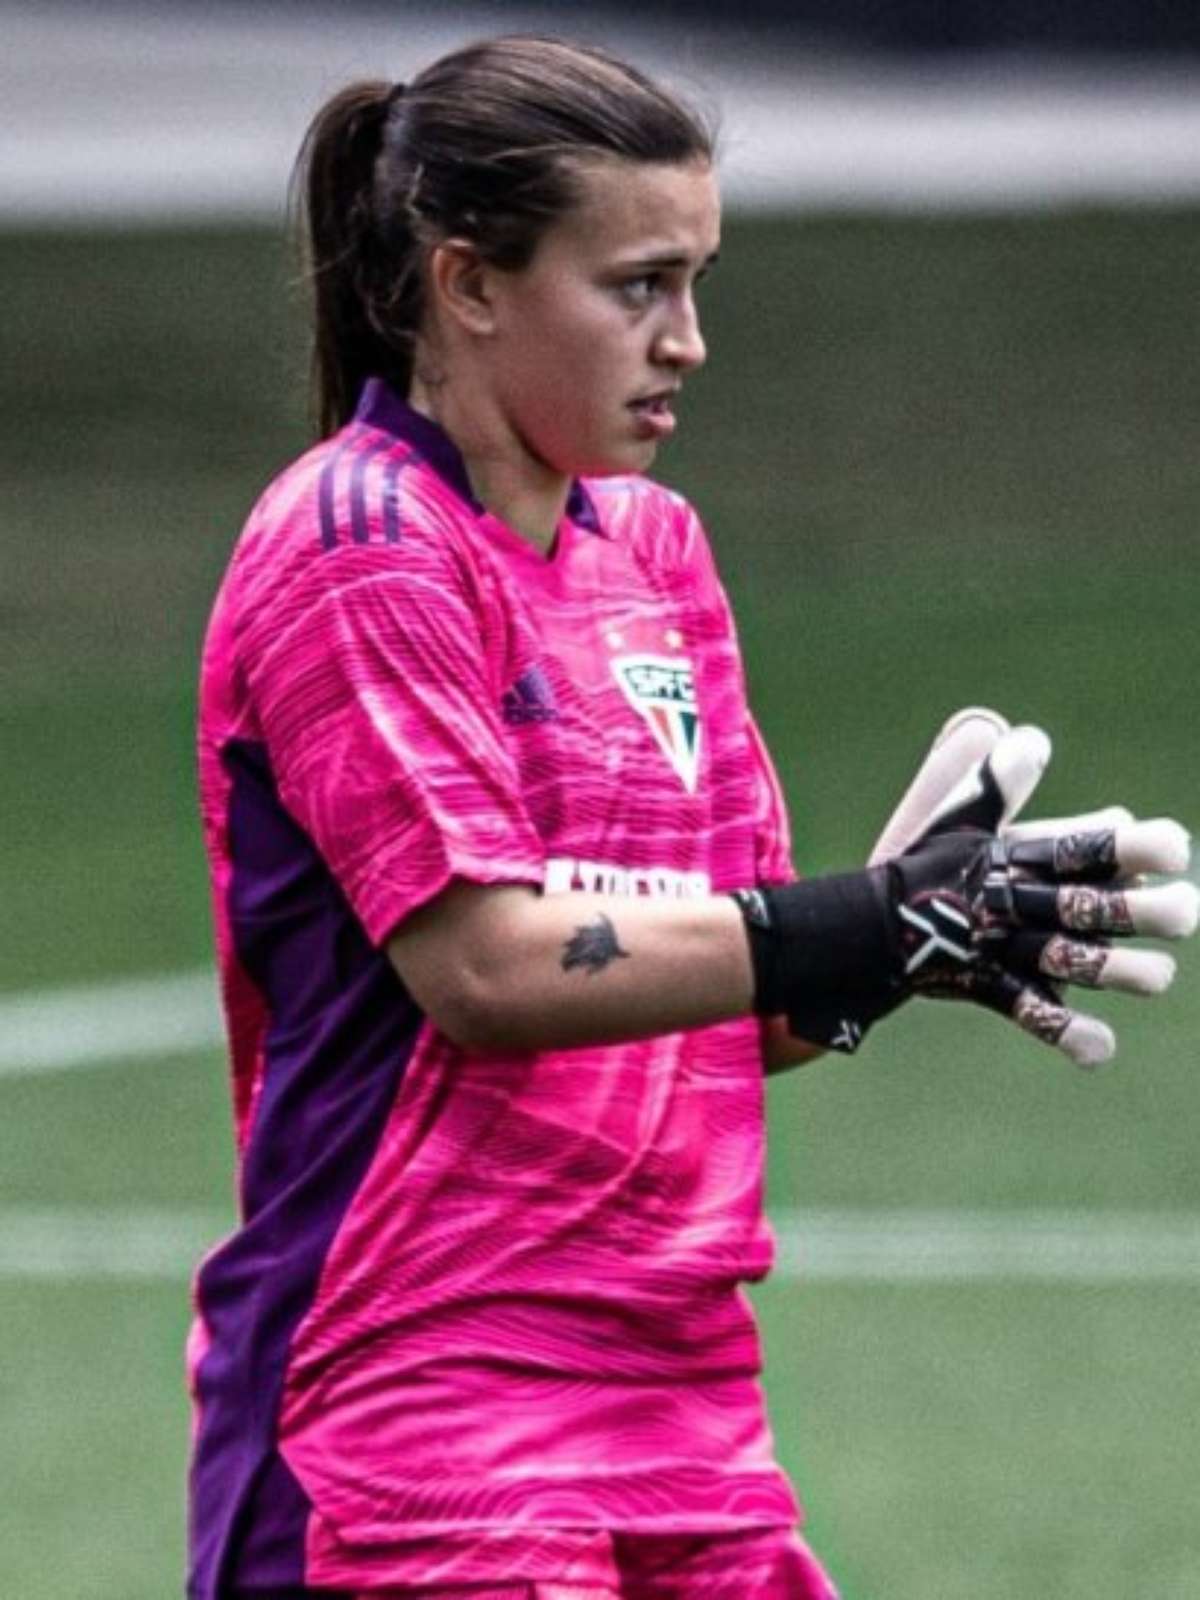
654, 293, 707, 373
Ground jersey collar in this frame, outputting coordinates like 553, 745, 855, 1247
354, 377, 605, 537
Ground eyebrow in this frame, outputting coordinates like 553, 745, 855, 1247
618, 249, 721, 272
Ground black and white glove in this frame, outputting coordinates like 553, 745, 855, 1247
734, 713, 1197, 1066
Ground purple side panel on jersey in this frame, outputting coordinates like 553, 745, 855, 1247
188, 738, 421, 1600
230, 1450, 321, 1590
354, 375, 603, 535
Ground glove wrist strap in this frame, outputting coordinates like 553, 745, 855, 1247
731, 869, 900, 1051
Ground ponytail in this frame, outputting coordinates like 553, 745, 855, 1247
293, 81, 420, 437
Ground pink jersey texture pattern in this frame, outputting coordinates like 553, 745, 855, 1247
190, 380, 799, 1600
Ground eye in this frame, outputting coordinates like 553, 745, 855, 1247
618, 272, 664, 307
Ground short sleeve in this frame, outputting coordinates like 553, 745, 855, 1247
238, 541, 545, 945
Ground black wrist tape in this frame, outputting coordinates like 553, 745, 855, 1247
731, 869, 901, 1051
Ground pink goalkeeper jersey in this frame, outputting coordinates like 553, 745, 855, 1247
189, 379, 799, 1599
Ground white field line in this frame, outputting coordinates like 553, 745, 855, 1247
2, 1207, 1199, 1284
4, 973, 1200, 1283
0, 970, 223, 1076
0, 1209, 229, 1281
772, 1210, 1200, 1284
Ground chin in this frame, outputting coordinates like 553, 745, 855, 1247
575, 440, 658, 479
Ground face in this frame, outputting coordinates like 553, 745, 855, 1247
473, 157, 720, 480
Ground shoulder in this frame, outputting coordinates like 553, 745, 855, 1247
218, 425, 486, 664
233, 423, 481, 594
580, 472, 711, 577
243, 421, 472, 565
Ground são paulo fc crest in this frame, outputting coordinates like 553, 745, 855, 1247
612, 654, 702, 793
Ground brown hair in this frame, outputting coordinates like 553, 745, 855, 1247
293, 36, 715, 436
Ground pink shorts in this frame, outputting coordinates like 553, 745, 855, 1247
326, 1524, 840, 1600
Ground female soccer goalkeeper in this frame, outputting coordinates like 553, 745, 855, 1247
189, 34, 1192, 1600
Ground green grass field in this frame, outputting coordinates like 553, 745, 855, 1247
3, 211, 1199, 1598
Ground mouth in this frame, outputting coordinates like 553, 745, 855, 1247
628, 387, 680, 441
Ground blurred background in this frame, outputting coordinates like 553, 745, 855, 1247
3, 3, 1199, 1597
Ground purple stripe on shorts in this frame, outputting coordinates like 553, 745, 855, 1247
349, 435, 397, 544
188, 738, 422, 1600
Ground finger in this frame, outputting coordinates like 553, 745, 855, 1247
988, 725, 1054, 827
1009, 987, 1116, 1069
869, 707, 1009, 865
1004, 805, 1133, 843
964, 964, 1117, 1066
1005, 819, 1191, 881
925, 724, 1051, 839
1006, 931, 1177, 995
1113, 819, 1191, 875
997, 880, 1200, 939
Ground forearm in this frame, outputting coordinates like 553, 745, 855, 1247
389, 883, 756, 1052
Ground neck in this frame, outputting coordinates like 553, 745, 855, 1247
409, 375, 569, 552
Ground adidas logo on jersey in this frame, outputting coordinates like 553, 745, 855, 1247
502, 665, 561, 725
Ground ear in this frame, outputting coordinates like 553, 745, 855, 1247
427, 239, 498, 337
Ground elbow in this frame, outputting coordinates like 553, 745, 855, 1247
386, 883, 548, 1052
434, 986, 520, 1053
408, 961, 532, 1054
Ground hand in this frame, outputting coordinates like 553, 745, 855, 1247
735, 713, 1197, 1064
888, 800, 1194, 1066
872, 710, 1198, 1065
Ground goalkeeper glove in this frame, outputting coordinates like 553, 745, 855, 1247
733, 721, 1197, 1066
